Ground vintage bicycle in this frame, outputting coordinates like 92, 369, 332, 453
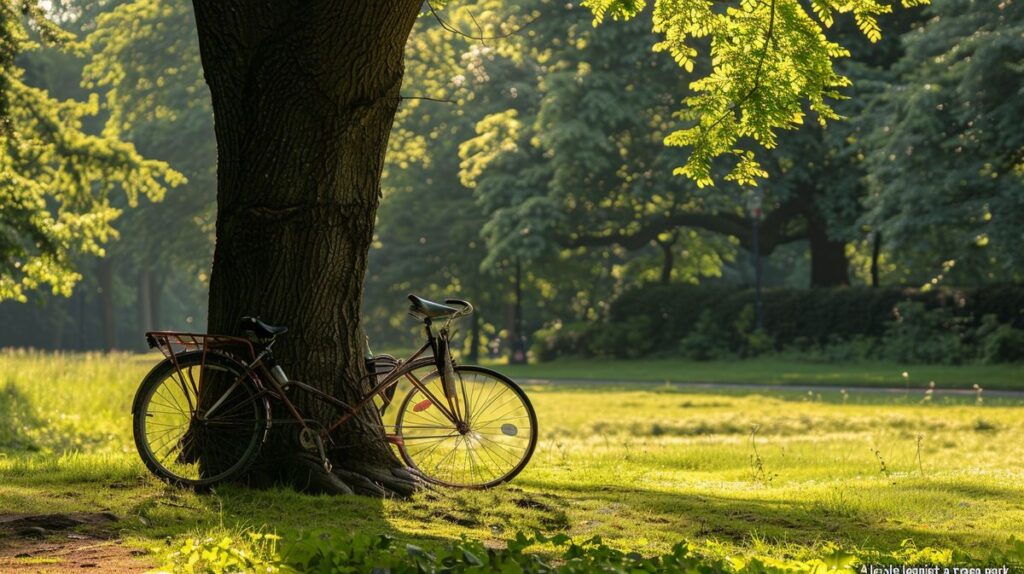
132, 295, 537, 490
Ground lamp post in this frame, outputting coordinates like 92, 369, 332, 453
747, 189, 764, 331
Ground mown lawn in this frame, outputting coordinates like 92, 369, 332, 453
1, 349, 1023, 571
492, 356, 1024, 391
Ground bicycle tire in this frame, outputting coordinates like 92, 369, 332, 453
132, 351, 269, 489
394, 365, 537, 488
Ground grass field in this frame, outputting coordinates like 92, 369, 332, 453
2, 349, 1024, 571
492, 356, 1024, 390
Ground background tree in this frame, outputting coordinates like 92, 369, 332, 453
84, 0, 217, 342
1, 0, 935, 494
0, 0, 181, 302
861, 0, 1024, 286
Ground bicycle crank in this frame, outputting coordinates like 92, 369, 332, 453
299, 427, 332, 474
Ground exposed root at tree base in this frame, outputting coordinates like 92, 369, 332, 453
256, 452, 431, 498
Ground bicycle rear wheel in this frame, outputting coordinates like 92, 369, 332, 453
132, 351, 268, 489
394, 366, 537, 488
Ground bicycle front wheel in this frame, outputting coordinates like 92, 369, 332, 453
132, 351, 268, 489
395, 366, 537, 488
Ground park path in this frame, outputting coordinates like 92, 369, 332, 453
0, 513, 150, 573
520, 378, 1024, 397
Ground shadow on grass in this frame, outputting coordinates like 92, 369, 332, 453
510, 477, 1019, 555
0, 383, 40, 452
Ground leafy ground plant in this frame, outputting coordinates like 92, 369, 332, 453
160, 530, 1024, 574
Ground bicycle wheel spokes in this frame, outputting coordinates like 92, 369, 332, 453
138, 360, 264, 485
397, 368, 536, 487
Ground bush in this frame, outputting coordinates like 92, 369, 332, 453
734, 304, 776, 357
679, 310, 732, 361
882, 301, 968, 364
530, 322, 593, 361
532, 284, 1024, 363
982, 324, 1024, 363
586, 316, 656, 358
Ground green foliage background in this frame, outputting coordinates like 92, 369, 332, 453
1, 0, 1021, 359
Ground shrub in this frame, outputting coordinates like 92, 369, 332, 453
679, 310, 733, 360
982, 324, 1024, 363
530, 322, 593, 361
577, 283, 1024, 362
882, 301, 967, 364
586, 316, 655, 358
532, 284, 1024, 363
734, 304, 776, 357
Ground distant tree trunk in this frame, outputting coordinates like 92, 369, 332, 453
76, 285, 87, 351
193, 0, 422, 496
807, 217, 850, 288
870, 232, 882, 288
151, 275, 164, 329
466, 309, 480, 363
138, 270, 154, 334
53, 296, 71, 349
657, 232, 678, 285
509, 258, 527, 364
97, 259, 117, 351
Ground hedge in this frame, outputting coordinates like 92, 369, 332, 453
535, 284, 1024, 361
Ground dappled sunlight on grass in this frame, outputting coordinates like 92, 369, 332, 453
1, 350, 1023, 564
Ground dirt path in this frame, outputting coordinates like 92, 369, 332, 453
0, 514, 152, 573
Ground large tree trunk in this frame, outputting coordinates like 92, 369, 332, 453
193, 0, 422, 496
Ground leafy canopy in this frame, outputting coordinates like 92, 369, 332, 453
0, 0, 183, 302
861, 0, 1024, 283
581, 0, 928, 187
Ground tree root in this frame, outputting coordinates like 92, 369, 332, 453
287, 453, 427, 498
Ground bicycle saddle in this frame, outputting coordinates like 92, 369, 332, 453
239, 316, 288, 338
408, 295, 458, 320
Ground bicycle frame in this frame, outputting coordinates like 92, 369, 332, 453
146, 319, 466, 452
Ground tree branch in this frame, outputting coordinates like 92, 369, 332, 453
562, 194, 808, 255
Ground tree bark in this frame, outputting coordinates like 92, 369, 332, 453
193, 0, 422, 496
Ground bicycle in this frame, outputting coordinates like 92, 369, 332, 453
132, 295, 538, 490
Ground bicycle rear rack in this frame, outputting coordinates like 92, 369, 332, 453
146, 331, 257, 364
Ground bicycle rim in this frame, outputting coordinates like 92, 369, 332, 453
395, 366, 537, 488
134, 354, 266, 487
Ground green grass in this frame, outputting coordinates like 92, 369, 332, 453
2, 349, 1024, 570
488, 356, 1024, 390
